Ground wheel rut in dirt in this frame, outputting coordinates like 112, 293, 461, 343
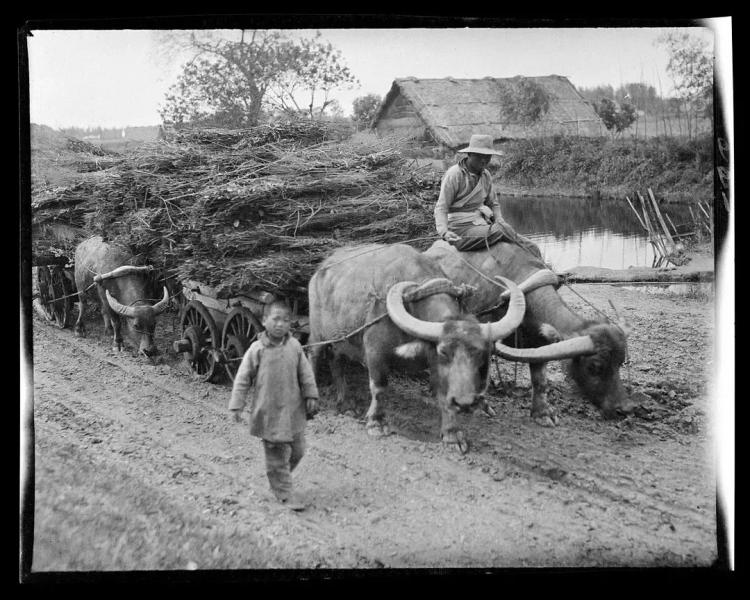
29, 279, 718, 569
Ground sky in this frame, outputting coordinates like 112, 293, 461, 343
25, 22, 725, 129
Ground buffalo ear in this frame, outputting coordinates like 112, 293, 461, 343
539, 323, 562, 343
394, 341, 430, 359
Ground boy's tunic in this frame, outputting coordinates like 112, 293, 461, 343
229, 332, 319, 443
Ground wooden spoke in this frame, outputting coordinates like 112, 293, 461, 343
178, 301, 221, 383
221, 307, 262, 381
50, 266, 75, 329
35, 266, 57, 322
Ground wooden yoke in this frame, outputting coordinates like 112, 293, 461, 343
402, 278, 476, 303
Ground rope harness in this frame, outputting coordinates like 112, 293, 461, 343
296, 231, 621, 359
301, 276, 473, 350
479, 233, 632, 382
44, 231, 626, 381
35, 263, 179, 318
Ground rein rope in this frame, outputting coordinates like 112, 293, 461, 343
461, 227, 627, 386
302, 312, 390, 350
299, 231, 615, 354
300, 235, 475, 350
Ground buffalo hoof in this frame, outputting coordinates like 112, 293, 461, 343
366, 421, 390, 437
74, 326, 86, 338
531, 408, 559, 427
476, 397, 496, 418
442, 430, 469, 454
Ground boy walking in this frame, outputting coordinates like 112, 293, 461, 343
229, 301, 319, 511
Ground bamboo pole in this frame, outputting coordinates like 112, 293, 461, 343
625, 195, 648, 231
637, 191, 668, 257
664, 212, 680, 237
700, 200, 714, 247
647, 188, 675, 246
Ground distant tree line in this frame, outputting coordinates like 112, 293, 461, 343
578, 31, 713, 140
58, 125, 162, 140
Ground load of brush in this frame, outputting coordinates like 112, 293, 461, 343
30, 120, 442, 305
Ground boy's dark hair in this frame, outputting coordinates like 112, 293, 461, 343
263, 300, 291, 319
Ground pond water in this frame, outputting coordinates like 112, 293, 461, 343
499, 196, 695, 271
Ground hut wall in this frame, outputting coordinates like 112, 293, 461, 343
374, 93, 429, 139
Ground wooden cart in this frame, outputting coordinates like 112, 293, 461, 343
31, 255, 77, 329
172, 278, 309, 384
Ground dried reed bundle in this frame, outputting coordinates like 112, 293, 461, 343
31, 120, 443, 304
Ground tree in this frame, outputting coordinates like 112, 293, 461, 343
656, 31, 713, 136
616, 83, 660, 114
595, 98, 637, 139
497, 77, 550, 124
267, 32, 358, 120
157, 30, 359, 127
352, 93, 382, 129
577, 84, 615, 104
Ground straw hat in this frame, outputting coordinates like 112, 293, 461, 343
458, 134, 504, 156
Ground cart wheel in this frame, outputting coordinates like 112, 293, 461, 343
50, 266, 75, 328
35, 266, 57, 322
179, 301, 221, 382
221, 307, 262, 381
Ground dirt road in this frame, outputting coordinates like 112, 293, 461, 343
27, 282, 718, 571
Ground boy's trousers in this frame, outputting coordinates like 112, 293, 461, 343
262, 432, 306, 499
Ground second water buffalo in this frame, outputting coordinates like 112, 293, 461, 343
425, 239, 634, 424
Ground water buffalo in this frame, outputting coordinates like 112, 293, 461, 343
74, 236, 169, 357
307, 243, 525, 453
425, 240, 633, 424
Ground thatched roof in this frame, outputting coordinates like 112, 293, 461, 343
371, 75, 604, 147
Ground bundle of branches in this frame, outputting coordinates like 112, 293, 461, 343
30, 180, 113, 260
166, 119, 351, 148
31, 120, 443, 305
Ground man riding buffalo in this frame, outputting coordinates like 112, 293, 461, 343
434, 133, 540, 257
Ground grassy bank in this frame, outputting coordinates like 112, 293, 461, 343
493, 134, 713, 203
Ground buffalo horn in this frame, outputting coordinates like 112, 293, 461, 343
494, 335, 597, 363
498, 269, 560, 300
480, 276, 526, 341
95, 265, 153, 283
386, 281, 445, 342
105, 290, 136, 317
152, 286, 171, 315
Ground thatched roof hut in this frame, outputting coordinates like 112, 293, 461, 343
371, 75, 605, 149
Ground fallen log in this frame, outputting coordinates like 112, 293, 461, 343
560, 265, 714, 284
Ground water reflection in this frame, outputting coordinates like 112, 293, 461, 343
500, 196, 694, 270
